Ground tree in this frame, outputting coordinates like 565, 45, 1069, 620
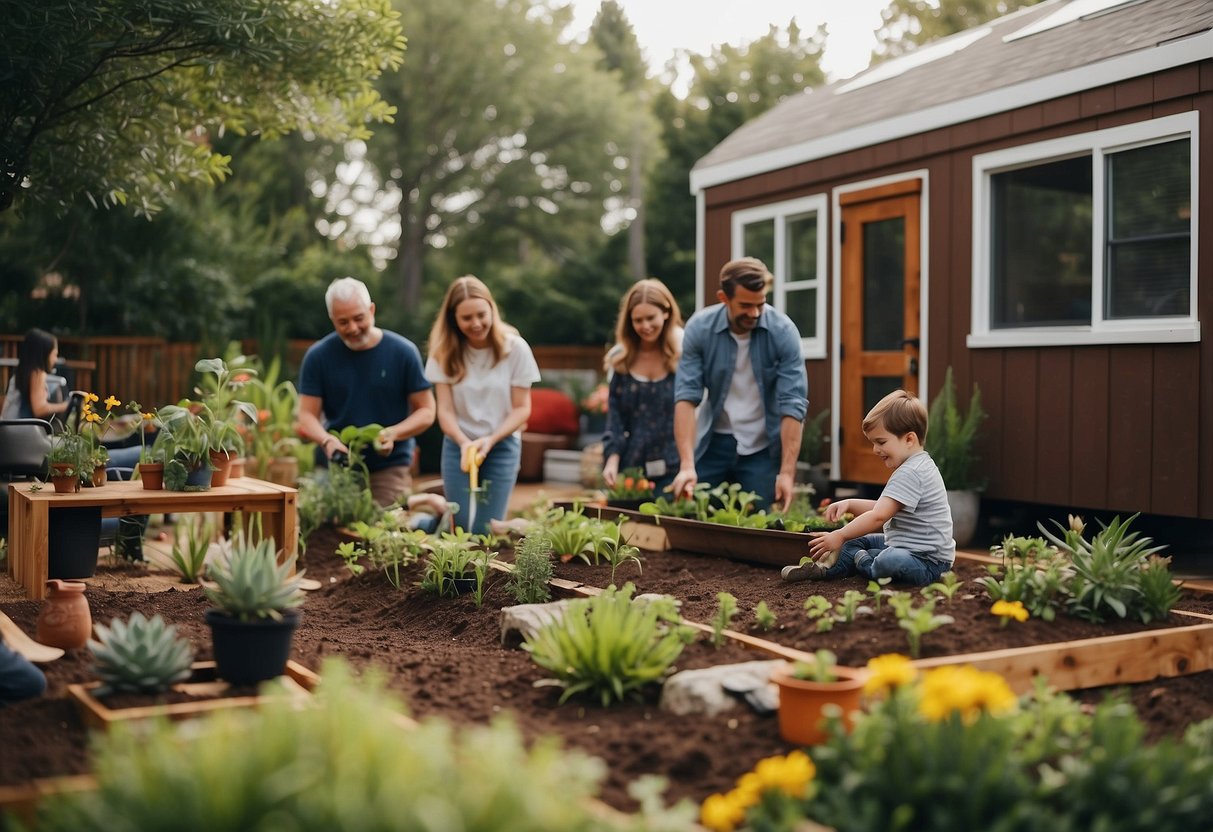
645, 22, 826, 312
0, 0, 405, 215
872, 0, 1044, 62
354, 0, 635, 318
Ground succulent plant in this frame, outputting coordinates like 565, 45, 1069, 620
203, 534, 307, 622
88, 612, 195, 696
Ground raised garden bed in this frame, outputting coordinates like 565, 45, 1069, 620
2, 525, 1212, 819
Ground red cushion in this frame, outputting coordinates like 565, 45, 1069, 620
527, 388, 580, 435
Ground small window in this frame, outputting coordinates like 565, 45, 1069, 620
970, 112, 1198, 348
732, 194, 828, 358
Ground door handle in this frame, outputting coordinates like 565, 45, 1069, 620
908, 356, 919, 376
900, 337, 920, 350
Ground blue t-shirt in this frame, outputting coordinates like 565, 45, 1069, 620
298, 331, 431, 472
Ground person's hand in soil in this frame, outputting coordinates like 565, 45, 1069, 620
808, 529, 844, 562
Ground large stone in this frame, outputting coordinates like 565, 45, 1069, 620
660, 660, 783, 717
499, 600, 573, 647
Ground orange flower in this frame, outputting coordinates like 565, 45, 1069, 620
258, 409, 272, 424
624, 476, 634, 489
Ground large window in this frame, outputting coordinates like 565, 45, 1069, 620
970, 112, 1198, 347
732, 194, 828, 358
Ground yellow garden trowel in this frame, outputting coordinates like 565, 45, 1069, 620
0, 610, 65, 663
463, 444, 486, 533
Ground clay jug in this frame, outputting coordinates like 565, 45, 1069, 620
36, 580, 92, 650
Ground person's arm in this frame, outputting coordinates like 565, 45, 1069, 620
808, 495, 902, 561
376, 388, 436, 454
297, 394, 345, 458
670, 400, 699, 499
773, 415, 803, 511
433, 383, 468, 446
27, 370, 69, 419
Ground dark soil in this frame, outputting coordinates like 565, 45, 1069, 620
2, 526, 1212, 815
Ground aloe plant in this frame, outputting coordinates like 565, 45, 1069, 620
203, 535, 306, 621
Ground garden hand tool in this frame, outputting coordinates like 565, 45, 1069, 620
463, 444, 486, 533
0, 610, 65, 663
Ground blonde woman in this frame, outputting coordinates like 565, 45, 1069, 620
600, 279, 684, 494
425, 276, 540, 534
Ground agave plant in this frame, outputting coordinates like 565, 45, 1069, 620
203, 535, 307, 622
88, 612, 195, 696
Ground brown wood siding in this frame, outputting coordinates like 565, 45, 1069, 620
702, 61, 1212, 518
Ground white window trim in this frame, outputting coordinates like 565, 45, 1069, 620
731, 194, 829, 359
969, 111, 1199, 348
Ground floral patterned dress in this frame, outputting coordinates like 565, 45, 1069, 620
601, 371, 678, 484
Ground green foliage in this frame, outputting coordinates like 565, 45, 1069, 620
710, 592, 738, 648
88, 612, 195, 697
166, 516, 213, 584
921, 570, 964, 603
510, 532, 555, 605
345, 516, 428, 590
418, 535, 483, 598
753, 600, 777, 632
37, 659, 691, 831
925, 366, 987, 491
3, 0, 405, 215
524, 584, 691, 706
866, 577, 893, 612
894, 598, 954, 658
202, 535, 306, 621
806, 672, 1213, 832
789, 649, 840, 683
297, 436, 381, 547
800, 408, 830, 465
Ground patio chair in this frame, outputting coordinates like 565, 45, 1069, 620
0, 418, 53, 535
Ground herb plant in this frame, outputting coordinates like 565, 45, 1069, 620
894, 598, 954, 658
753, 600, 777, 631
510, 532, 554, 604
790, 649, 841, 683
710, 591, 738, 647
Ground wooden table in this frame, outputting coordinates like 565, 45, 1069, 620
7, 479, 297, 600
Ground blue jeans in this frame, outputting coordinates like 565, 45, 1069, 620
441, 435, 521, 535
824, 533, 952, 586
695, 432, 778, 510
0, 641, 46, 706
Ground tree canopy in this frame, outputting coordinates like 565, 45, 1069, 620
0, 0, 405, 215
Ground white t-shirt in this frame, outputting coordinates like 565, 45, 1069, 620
713, 332, 767, 455
425, 333, 541, 440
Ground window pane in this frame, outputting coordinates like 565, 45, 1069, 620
785, 287, 816, 339
742, 220, 774, 268
863, 217, 904, 351
864, 377, 903, 414
1106, 139, 1190, 319
991, 156, 1092, 327
786, 213, 817, 282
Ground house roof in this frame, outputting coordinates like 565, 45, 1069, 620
691, 0, 1213, 192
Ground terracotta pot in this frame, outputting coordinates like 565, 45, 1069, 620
209, 450, 234, 487
50, 473, 79, 494
228, 456, 245, 479
87, 464, 107, 488
771, 662, 867, 746
266, 456, 298, 487
138, 462, 165, 490
36, 580, 92, 650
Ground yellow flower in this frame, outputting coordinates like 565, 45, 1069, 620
104, 394, 121, 411
864, 653, 918, 696
990, 600, 1029, 623
85, 410, 102, 424
918, 665, 1017, 723
85, 392, 99, 403
700, 792, 746, 832
142, 411, 154, 421
752, 750, 816, 797
731, 772, 763, 808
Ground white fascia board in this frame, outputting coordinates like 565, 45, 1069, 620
689, 29, 1213, 195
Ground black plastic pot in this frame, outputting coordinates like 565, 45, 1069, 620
205, 608, 301, 685
444, 573, 478, 596
48, 506, 102, 579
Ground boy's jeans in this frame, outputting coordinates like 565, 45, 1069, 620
822, 533, 952, 586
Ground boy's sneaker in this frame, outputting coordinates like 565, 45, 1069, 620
781, 561, 828, 582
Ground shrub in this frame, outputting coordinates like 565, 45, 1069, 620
925, 366, 986, 491
510, 532, 555, 604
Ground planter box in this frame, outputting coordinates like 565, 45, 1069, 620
653, 515, 812, 567
67, 660, 319, 729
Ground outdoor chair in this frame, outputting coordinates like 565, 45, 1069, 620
0, 418, 53, 537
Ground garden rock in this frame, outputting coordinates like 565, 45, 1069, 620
499, 600, 573, 647
660, 660, 782, 717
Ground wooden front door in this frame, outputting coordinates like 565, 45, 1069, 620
838, 179, 922, 484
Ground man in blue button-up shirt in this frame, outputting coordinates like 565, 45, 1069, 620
672, 257, 808, 511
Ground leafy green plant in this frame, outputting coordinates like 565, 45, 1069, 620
418, 535, 481, 598
710, 591, 738, 648
510, 532, 554, 604
524, 584, 692, 706
894, 598, 954, 659
541, 504, 603, 562
88, 612, 195, 697
592, 522, 643, 583
867, 577, 893, 611
753, 600, 777, 632
799, 408, 829, 465
925, 366, 986, 491
165, 515, 213, 584
345, 516, 427, 590
335, 540, 365, 576
297, 428, 382, 547
203, 534, 306, 622
789, 649, 841, 683
833, 590, 871, 624
38, 659, 694, 831
467, 549, 497, 608
921, 570, 963, 602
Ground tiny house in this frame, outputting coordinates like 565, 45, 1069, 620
690, 0, 1212, 520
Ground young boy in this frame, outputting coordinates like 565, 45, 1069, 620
782, 389, 954, 586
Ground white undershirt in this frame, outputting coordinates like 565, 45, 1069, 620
714, 332, 767, 455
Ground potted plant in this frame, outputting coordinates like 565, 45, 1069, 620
125, 401, 164, 489
769, 649, 866, 746
604, 467, 655, 510
47, 433, 87, 493
194, 356, 259, 486
925, 367, 987, 548
796, 408, 831, 497
152, 403, 214, 491
202, 534, 307, 685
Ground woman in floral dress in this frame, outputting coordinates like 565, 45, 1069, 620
600, 279, 684, 495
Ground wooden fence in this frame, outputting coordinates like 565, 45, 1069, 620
1, 336, 606, 410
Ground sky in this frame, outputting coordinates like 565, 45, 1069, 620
564, 0, 892, 87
